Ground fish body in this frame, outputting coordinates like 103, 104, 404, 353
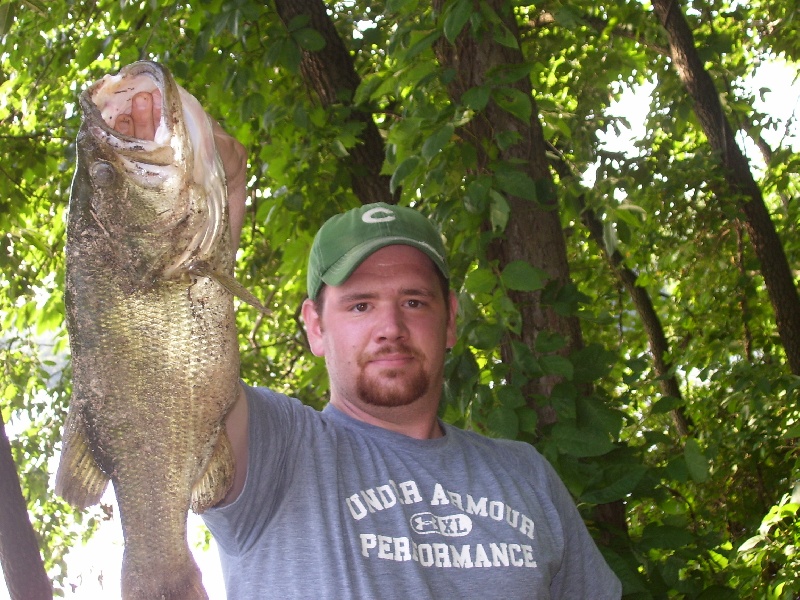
55, 61, 239, 600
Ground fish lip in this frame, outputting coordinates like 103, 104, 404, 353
79, 60, 177, 163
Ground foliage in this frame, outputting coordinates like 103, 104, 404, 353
0, 0, 798, 597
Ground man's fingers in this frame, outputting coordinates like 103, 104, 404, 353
112, 91, 160, 140
131, 92, 156, 140
114, 114, 134, 136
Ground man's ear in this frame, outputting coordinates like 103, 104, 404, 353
302, 298, 325, 357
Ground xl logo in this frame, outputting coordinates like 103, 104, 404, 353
410, 512, 472, 537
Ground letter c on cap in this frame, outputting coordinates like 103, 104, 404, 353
362, 207, 396, 223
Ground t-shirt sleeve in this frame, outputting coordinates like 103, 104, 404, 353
538, 454, 622, 599
201, 385, 308, 556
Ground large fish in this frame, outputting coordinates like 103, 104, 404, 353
55, 61, 242, 600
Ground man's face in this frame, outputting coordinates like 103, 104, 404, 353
304, 245, 456, 412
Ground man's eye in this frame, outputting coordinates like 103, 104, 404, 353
353, 303, 369, 312
407, 299, 423, 308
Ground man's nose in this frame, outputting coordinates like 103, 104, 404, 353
375, 304, 409, 341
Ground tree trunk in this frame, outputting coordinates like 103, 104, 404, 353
431, 0, 628, 541
0, 413, 52, 600
652, 0, 800, 375
272, 0, 397, 205
432, 0, 582, 414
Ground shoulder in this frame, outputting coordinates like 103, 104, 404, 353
445, 424, 543, 461
244, 384, 316, 423
443, 425, 565, 488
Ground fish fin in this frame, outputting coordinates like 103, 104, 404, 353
188, 261, 269, 313
55, 407, 110, 509
190, 429, 235, 514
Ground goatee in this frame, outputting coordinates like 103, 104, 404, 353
356, 346, 430, 407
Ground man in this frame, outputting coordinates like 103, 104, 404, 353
117, 93, 622, 598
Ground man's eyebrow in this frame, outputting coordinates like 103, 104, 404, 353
400, 287, 436, 297
336, 288, 437, 304
336, 292, 379, 305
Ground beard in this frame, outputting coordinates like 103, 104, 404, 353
356, 345, 430, 408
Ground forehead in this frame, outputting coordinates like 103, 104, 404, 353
349, 245, 439, 279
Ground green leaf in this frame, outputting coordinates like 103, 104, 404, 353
292, 27, 326, 52
390, 156, 421, 193
487, 407, 519, 439
651, 396, 682, 415
443, 0, 471, 43
639, 524, 695, 551
571, 344, 616, 383
551, 423, 614, 458
468, 321, 505, 350
517, 407, 538, 434
497, 385, 525, 409
0, 2, 16, 36
540, 354, 573, 379
581, 465, 648, 504
386, 0, 416, 12
494, 168, 536, 201
462, 86, 491, 111
464, 267, 497, 295
404, 29, 440, 60
501, 260, 547, 292
464, 175, 491, 212
492, 87, 532, 123
534, 331, 566, 354
485, 63, 535, 86
684, 438, 709, 483
488, 190, 510, 231
491, 23, 518, 49
421, 123, 454, 161
783, 422, 800, 438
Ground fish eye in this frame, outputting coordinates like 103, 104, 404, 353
90, 161, 116, 186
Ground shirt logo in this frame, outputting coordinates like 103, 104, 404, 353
410, 512, 473, 537
362, 207, 396, 223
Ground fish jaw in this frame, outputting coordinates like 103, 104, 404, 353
73, 60, 230, 287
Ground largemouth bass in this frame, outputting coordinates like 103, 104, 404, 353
55, 61, 241, 600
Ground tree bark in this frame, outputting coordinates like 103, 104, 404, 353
432, 0, 583, 415
652, 0, 800, 375
0, 413, 52, 600
272, 0, 397, 205
431, 0, 628, 542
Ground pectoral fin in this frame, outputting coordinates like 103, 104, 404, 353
190, 429, 235, 514
55, 407, 110, 509
188, 261, 269, 313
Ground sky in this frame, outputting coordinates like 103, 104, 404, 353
2, 57, 798, 600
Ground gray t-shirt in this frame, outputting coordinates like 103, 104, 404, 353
203, 385, 622, 599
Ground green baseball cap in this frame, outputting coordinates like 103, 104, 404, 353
307, 202, 449, 300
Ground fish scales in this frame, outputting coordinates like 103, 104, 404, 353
56, 61, 239, 600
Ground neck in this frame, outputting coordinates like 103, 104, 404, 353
329, 396, 444, 440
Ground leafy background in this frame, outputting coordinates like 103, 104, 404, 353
1, 0, 799, 598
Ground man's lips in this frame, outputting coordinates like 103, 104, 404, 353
362, 347, 418, 369
369, 355, 413, 368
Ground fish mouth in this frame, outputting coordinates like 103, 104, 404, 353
81, 61, 179, 170
78, 61, 228, 280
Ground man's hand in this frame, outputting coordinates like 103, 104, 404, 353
114, 91, 248, 249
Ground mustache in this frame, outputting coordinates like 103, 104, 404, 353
359, 344, 422, 363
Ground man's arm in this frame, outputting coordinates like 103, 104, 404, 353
115, 91, 250, 505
